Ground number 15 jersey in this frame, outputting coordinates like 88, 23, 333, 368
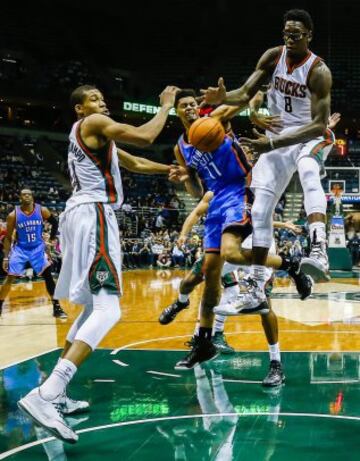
267, 46, 322, 129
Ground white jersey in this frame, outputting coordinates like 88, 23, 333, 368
267, 46, 321, 129
65, 119, 124, 212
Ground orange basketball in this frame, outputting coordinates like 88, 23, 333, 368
188, 117, 225, 152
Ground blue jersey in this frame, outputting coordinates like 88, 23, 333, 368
15, 204, 44, 249
177, 133, 252, 215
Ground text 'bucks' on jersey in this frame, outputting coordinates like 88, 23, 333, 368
66, 119, 124, 211
177, 133, 252, 215
267, 46, 322, 129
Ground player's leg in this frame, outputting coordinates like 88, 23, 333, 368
0, 275, 16, 315
43, 266, 68, 319
261, 296, 285, 387
175, 251, 222, 370
211, 266, 238, 354
297, 136, 334, 280
18, 204, 121, 443
159, 256, 204, 325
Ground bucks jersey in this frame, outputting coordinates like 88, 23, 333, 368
267, 46, 322, 129
15, 204, 43, 249
66, 119, 124, 211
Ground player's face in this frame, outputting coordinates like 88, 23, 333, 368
77, 90, 110, 117
176, 97, 200, 126
283, 21, 312, 57
20, 190, 34, 206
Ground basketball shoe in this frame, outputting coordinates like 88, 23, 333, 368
262, 360, 285, 387
287, 257, 314, 300
53, 391, 90, 415
18, 388, 78, 444
214, 276, 269, 316
159, 299, 190, 324
53, 301, 68, 319
300, 240, 330, 282
212, 332, 235, 354
175, 336, 218, 370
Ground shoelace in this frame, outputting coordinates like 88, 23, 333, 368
310, 242, 325, 258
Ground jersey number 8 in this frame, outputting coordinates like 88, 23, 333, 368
284, 96, 293, 113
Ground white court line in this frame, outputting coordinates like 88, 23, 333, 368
146, 370, 181, 378
1, 412, 360, 459
0, 348, 60, 371
111, 335, 191, 354
112, 359, 129, 367
223, 379, 263, 384
312, 380, 359, 384
94, 379, 116, 383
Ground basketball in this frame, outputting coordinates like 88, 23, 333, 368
188, 117, 225, 152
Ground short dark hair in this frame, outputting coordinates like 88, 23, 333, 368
284, 9, 313, 31
174, 89, 197, 108
70, 85, 98, 108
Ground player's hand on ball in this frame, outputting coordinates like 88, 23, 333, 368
159, 86, 180, 108
2, 258, 8, 273
200, 77, 227, 106
168, 165, 189, 183
250, 112, 283, 133
240, 128, 272, 154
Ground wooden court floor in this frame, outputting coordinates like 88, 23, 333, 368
1, 270, 360, 459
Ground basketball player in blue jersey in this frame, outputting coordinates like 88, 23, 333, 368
18, 84, 179, 444
0, 189, 67, 319
202, 9, 334, 315
171, 89, 311, 370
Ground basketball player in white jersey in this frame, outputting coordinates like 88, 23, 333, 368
201, 9, 333, 314
18, 84, 178, 443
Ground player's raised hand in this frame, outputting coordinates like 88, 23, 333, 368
159, 86, 180, 108
168, 165, 189, 183
327, 112, 341, 130
250, 112, 283, 133
200, 77, 227, 106
240, 128, 272, 155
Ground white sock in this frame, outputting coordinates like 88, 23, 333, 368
212, 315, 225, 334
250, 265, 268, 290
40, 358, 77, 401
309, 222, 326, 243
178, 292, 189, 303
193, 320, 200, 336
269, 342, 281, 362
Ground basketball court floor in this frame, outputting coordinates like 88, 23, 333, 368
1, 269, 360, 459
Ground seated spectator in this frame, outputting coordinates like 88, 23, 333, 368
172, 243, 185, 267
157, 252, 172, 269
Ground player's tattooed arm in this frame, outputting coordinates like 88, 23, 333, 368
2, 211, 16, 271
117, 148, 171, 175
173, 145, 203, 198
201, 47, 281, 107
83, 86, 178, 148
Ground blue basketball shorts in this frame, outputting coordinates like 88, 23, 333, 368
8, 243, 51, 276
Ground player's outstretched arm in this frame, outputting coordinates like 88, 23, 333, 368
2, 212, 16, 272
201, 47, 281, 107
117, 148, 171, 175
83, 86, 178, 147
241, 62, 332, 153
249, 91, 283, 133
178, 191, 214, 245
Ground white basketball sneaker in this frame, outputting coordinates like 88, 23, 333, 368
18, 388, 78, 444
53, 391, 90, 415
214, 276, 269, 316
300, 240, 330, 282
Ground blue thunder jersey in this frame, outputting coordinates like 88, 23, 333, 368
177, 134, 252, 215
15, 204, 44, 249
